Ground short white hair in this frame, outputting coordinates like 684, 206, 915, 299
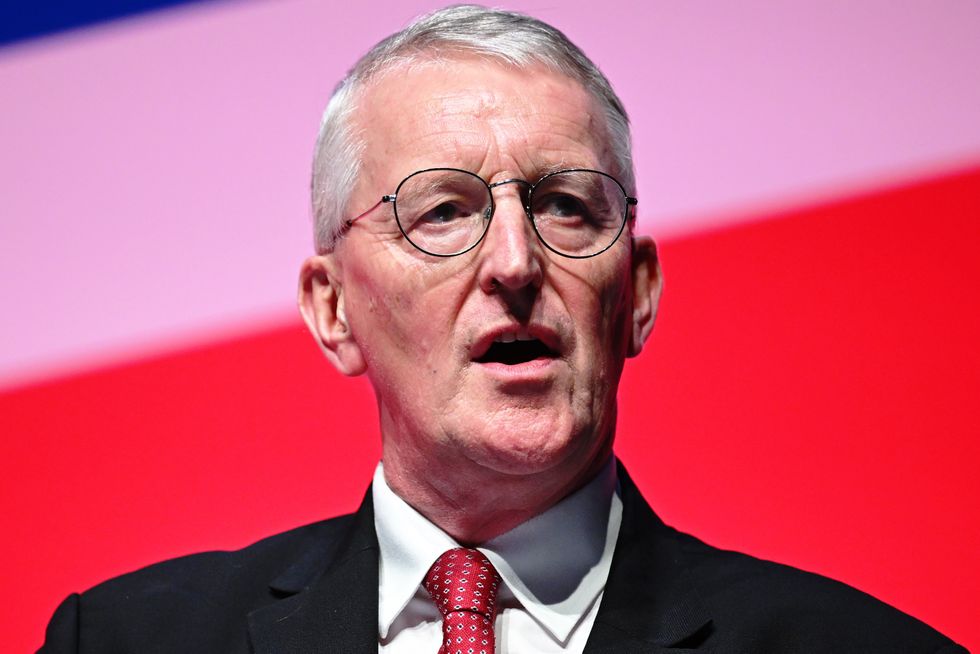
311, 4, 634, 253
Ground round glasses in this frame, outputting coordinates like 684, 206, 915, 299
353, 168, 636, 258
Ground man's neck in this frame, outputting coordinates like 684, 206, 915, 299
380, 442, 613, 544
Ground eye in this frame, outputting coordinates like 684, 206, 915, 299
420, 201, 464, 225
534, 192, 591, 225
547, 194, 588, 218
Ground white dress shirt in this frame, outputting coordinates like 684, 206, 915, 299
374, 458, 622, 653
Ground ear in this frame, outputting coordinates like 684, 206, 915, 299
298, 254, 367, 376
627, 235, 663, 357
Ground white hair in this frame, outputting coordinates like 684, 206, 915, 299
311, 4, 634, 253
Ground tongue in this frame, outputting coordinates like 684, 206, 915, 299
478, 340, 553, 365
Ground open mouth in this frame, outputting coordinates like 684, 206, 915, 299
474, 338, 558, 366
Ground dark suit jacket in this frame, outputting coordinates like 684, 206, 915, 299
39, 466, 967, 653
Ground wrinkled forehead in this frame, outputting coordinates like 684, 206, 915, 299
350, 55, 616, 185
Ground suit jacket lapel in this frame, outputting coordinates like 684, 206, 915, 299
583, 463, 712, 653
245, 464, 710, 653
248, 490, 379, 654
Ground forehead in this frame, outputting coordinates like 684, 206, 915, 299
352, 57, 612, 186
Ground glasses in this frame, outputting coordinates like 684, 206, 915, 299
345, 168, 637, 258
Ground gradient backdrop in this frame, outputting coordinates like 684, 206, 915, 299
2, 1, 978, 651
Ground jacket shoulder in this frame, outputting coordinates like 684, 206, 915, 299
672, 529, 966, 652
39, 513, 357, 653
88, 513, 355, 601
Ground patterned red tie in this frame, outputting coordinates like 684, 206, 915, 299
423, 547, 502, 654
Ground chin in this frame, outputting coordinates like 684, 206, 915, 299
453, 409, 599, 477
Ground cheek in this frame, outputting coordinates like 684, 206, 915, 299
349, 285, 434, 410
602, 276, 633, 354
603, 249, 635, 341
589, 248, 632, 324
345, 262, 415, 364
347, 257, 466, 376
574, 260, 633, 361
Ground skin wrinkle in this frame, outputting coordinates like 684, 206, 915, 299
300, 56, 659, 543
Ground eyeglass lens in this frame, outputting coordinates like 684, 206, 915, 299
392, 169, 629, 257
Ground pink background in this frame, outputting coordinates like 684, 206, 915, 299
3, 0, 979, 387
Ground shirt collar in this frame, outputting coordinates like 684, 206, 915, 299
373, 457, 622, 644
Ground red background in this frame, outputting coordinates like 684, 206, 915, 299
3, 167, 978, 652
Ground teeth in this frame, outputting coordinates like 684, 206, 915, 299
492, 327, 538, 344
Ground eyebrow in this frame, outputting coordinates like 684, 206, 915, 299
539, 158, 606, 172
537, 162, 568, 176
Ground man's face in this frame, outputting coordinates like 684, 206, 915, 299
302, 58, 659, 497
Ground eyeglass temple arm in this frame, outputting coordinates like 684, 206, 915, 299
626, 196, 638, 223
344, 194, 398, 228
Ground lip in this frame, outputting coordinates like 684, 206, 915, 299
468, 322, 564, 362
474, 356, 561, 387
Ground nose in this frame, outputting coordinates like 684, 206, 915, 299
476, 184, 544, 295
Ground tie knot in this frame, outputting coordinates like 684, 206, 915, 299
423, 547, 501, 620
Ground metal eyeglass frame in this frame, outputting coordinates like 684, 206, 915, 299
343, 167, 638, 259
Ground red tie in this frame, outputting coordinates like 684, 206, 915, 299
423, 547, 502, 654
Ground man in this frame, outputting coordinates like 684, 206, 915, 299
40, 5, 966, 653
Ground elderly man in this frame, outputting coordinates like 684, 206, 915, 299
41, 5, 965, 653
